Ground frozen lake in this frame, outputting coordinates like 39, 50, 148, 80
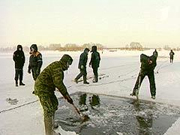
1, 49, 180, 135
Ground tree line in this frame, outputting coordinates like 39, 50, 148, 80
1, 42, 180, 52
0, 43, 104, 52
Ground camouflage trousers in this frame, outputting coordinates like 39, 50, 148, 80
37, 93, 59, 135
38, 93, 58, 118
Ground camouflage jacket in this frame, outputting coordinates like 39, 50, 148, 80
34, 61, 68, 96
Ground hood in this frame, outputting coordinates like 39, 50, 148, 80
17, 45, 23, 51
60, 54, 73, 71
91, 46, 97, 52
84, 48, 90, 54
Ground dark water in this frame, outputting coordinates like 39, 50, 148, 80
55, 92, 180, 135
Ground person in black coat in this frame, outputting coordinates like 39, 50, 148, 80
75, 48, 90, 84
89, 46, 101, 83
28, 44, 43, 80
130, 51, 158, 99
13, 45, 25, 86
153, 49, 158, 57
169, 50, 175, 63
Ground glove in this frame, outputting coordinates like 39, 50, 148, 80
28, 68, 31, 74
81, 65, 84, 69
148, 59, 153, 64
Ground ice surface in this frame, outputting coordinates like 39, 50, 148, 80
1, 49, 180, 135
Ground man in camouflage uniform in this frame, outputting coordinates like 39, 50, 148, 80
34, 54, 74, 135
28, 44, 43, 80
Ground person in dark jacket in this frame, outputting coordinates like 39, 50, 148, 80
34, 54, 74, 135
153, 49, 158, 58
74, 48, 90, 84
169, 50, 175, 63
130, 52, 158, 99
13, 45, 25, 86
89, 46, 101, 83
28, 44, 43, 80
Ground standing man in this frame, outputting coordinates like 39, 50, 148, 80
130, 52, 158, 99
153, 49, 158, 58
74, 48, 90, 84
13, 45, 25, 86
28, 44, 43, 80
89, 46, 101, 83
169, 50, 175, 63
34, 54, 74, 135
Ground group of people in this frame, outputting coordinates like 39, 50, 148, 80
13, 44, 101, 135
13, 44, 42, 87
130, 49, 175, 100
12, 45, 174, 135
32, 46, 100, 135
74, 46, 101, 84
13, 44, 101, 87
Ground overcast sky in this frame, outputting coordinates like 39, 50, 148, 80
0, 0, 180, 48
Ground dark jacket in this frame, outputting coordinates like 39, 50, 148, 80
169, 51, 175, 59
153, 49, 158, 58
140, 54, 157, 72
28, 51, 43, 70
89, 46, 101, 68
78, 50, 88, 69
13, 45, 25, 69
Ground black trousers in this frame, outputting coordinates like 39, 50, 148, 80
170, 58, 174, 63
75, 68, 87, 83
93, 67, 98, 82
133, 70, 156, 96
15, 68, 23, 82
32, 67, 41, 80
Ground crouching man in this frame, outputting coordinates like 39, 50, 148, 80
34, 54, 74, 135
130, 51, 158, 99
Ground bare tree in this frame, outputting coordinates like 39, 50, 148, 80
130, 42, 143, 50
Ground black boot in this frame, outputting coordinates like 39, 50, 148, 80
93, 75, 98, 83
20, 81, 25, 86
15, 80, 18, 87
74, 78, 78, 84
84, 81, 89, 84
83, 75, 89, 84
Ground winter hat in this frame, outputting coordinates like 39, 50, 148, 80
60, 54, 73, 65
91, 46, 97, 52
84, 48, 90, 52
30, 44, 38, 52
